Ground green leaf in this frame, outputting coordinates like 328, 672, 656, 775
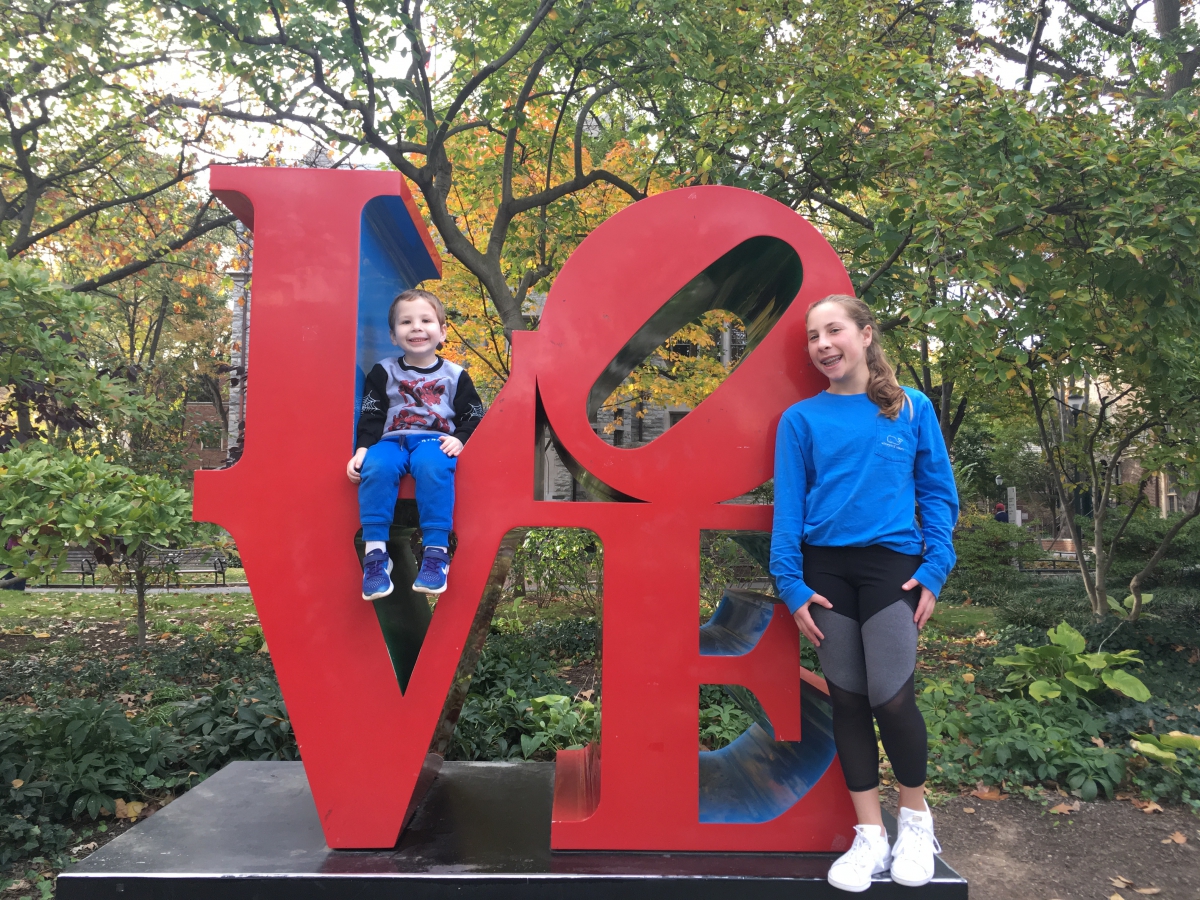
1158, 732, 1200, 752
1028, 680, 1062, 702
1101, 669, 1151, 702
1047, 622, 1086, 655
1131, 740, 1177, 764
1122, 593, 1153, 608
1106, 595, 1124, 613
1063, 671, 1101, 692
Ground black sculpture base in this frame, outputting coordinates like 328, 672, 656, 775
58, 761, 967, 899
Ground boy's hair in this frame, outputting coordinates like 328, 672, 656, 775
388, 289, 447, 330
807, 294, 910, 420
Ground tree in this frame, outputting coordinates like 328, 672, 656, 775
866, 80, 1200, 616
2, 0, 243, 290
0, 443, 202, 646
0, 254, 153, 450
166, 0, 785, 337
959, 0, 1200, 97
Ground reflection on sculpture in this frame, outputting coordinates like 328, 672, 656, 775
196, 170, 857, 851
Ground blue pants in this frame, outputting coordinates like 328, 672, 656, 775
359, 435, 456, 548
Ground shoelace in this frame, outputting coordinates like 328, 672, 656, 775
838, 826, 886, 873
418, 552, 446, 580
364, 554, 388, 579
893, 816, 941, 861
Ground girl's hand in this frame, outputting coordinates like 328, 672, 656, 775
792, 593, 832, 646
902, 578, 937, 629
346, 447, 368, 484
439, 435, 464, 457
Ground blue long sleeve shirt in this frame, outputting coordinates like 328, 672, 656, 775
770, 387, 959, 614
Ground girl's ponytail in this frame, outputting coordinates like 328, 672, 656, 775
808, 294, 910, 420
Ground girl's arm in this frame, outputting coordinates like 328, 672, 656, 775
910, 394, 959, 597
770, 410, 815, 614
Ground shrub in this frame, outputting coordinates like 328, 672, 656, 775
919, 678, 1127, 801
0, 679, 297, 867
993, 621, 1150, 703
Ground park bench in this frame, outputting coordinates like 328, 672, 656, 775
42, 549, 99, 587
144, 549, 229, 587
43, 547, 228, 587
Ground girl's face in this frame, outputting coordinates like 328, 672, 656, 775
390, 298, 447, 362
806, 302, 872, 392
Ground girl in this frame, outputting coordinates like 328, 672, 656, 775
770, 295, 958, 892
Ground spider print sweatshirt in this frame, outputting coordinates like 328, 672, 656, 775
355, 356, 485, 450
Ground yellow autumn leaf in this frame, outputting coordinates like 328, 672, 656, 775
1009, 274, 1027, 290
1050, 289, 1066, 299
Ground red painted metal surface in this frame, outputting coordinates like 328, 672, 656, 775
196, 170, 856, 852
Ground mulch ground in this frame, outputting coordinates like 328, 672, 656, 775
934, 794, 1199, 900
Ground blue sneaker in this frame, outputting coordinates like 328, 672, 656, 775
413, 546, 451, 595
362, 548, 393, 601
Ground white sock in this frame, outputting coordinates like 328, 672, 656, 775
427, 546, 448, 553
365, 541, 387, 555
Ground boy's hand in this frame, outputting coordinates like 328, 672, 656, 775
439, 435, 464, 457
346, 447, 368, 484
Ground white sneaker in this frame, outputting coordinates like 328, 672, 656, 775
890, 804, 941, 887
827, 824, 892, 893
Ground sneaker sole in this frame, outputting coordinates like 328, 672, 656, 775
890, 871, 934, 888
363, 560, 394, 601
411, 580, 448, 596
828, 860, 891, 893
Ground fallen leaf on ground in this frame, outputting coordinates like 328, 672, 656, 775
5, 880, 29, 893
1091, 736, 1105, 748
1164, 831, 1187, 844
1110, 893, 1126, 900
33, 632, 50, 638
71, 841, 98, 854
1111, 876, 1133, 888
1132, 799, 1163, 813
962, 807, 975, 814
1051, 801, 1081, 814
1115, 791, 1137, 800
970, 785, 1008, 801
10, 779, 23, 789
1134, 888, 1162, 895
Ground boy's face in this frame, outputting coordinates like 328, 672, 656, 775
390, 298, 447, 360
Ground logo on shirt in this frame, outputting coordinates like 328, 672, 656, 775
360, 394, 381, 413
883, 434, 904, 450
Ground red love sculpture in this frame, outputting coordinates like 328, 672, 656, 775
196, 169, 856, 852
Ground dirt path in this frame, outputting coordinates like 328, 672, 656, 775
934, 796, 1199, 900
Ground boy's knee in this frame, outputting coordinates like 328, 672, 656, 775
361, 446, 398, 480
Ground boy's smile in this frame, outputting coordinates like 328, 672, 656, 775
391, 297, 447, 366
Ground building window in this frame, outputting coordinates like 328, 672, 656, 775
669, 410, 689, 427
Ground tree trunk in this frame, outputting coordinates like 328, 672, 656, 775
1028, 382, 1104, 615
429, 529, 526, 756
136, 570, 148, 648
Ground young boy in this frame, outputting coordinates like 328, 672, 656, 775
347, 289, 484, 600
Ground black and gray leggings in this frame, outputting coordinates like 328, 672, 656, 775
803, 544, 929, 792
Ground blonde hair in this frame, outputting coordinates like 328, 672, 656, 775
389, 289, 447, 351
807, 294, 909, 420
389, 288, 446, 328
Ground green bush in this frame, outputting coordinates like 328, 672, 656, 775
0, 700, 192, 866
0, 679, 298, 867
993, 621, 1150, 703
1103, 507, 1200, 588
941, 516, 1042, 604
919, 678, 1127, 801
